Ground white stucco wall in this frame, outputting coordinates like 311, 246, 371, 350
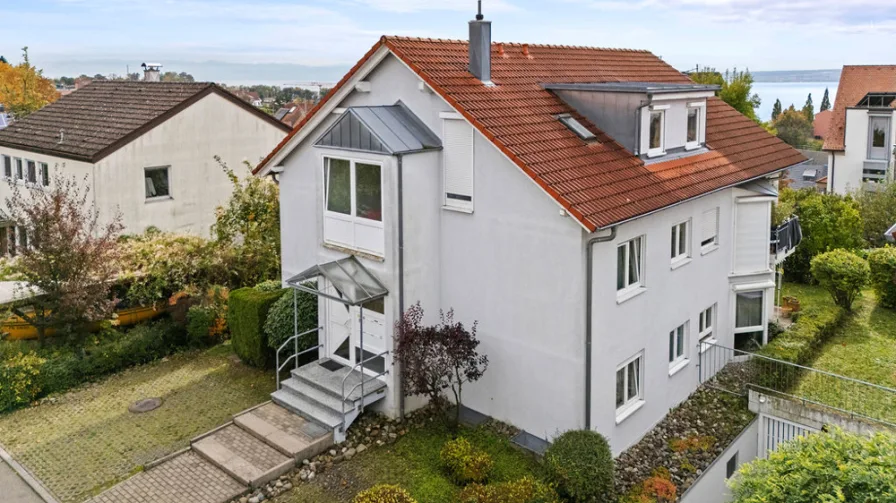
680, 418, 759, 503
828, 108, 896, 194
95, 92, 287, 235
0, 147, 94, 216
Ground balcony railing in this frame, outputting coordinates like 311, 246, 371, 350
770, 216, 802, 264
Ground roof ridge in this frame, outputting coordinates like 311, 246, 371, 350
383, 35, 652, 53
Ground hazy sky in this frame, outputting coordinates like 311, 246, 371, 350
2, 0, 895, 79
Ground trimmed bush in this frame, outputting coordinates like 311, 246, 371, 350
0, 352, 46, 411
440, 437, 494, 485
187, 305, 219, 346
228, 287, 285, 367
810, 250, 870, 311
353, 484, 417, 503
264, 287, 318, 350
868, 247, 896, 308
544, 430, 614, 503
460, 477, 560, 503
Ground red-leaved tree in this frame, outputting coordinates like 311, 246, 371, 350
394, 303, 488, 427
5, 170, 123, 348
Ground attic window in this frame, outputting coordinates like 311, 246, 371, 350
558, 114, 596, 141
857, 93, 896, 108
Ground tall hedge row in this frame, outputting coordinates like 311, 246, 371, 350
868, 247, 896, 308
227, 287, 286, 368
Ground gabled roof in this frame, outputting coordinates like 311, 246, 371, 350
315, 104, 441, 155
0, 81, 290, 163
824, 65, 896, 151
258, 36, 804, 231
813, 109, 832, 139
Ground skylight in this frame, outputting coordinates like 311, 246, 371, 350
558, 114, 596, 141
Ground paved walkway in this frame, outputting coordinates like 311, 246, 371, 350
0, 458, 45, 503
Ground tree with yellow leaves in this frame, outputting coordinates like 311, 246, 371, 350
0, 47, 60, 119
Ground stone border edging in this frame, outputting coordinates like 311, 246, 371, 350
0, 442, 61, 503
144, 447, 193, 471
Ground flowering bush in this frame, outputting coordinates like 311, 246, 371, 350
353, 484, 417, 503
459, 477, 559, 503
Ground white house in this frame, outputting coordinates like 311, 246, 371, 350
255, 14, 806, 455
824, 65, 896, 194
0, 79, 290, 243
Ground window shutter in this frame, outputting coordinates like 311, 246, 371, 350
734, 202, 769, 273
701, 208, 718, 245
442, 118, 473, 211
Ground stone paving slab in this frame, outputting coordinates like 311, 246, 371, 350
85, 451, 245, 503
192, 425, 292, 487
234, 403, 333, 460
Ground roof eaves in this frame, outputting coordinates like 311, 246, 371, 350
0, 140, 94, 163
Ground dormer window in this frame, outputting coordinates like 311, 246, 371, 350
687, 108, 699, 143
558, 114, 596, 141
648, 108, 666, 157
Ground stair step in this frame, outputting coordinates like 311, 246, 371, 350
292, 361, 387, 401
281, 377, 354, 413
272, 389, 345, 430
234, 403, 333, 461
192, 424, 294, 487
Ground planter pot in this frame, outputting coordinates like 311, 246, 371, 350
783, 296, 801, 312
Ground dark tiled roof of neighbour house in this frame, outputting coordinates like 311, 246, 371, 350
0, 81, 290, 163
259, 37, 806, 231
824, 65, 896, 151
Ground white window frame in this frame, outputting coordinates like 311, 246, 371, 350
14, 158, 23, 181
25, 160, 37, 185
701, 207, 719, 254
698, 304, 717, 352
322, 156, 385, 256
686, 105, 702, 150
668, 321, 689, 375
2, 155, 10, 179
647, 108, 666, 158
867, 115, 891, 161
670, 219, 691, 268
734, 290, 766, 348
615, 351, 645, 422
144, 166, 172, 201
616, 235, 646, 301
39, 163, 49, 187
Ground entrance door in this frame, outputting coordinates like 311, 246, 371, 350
324, 282, 353, 366
352, 298, 386, 374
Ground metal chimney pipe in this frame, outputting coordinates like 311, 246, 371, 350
468, 3, 491, 83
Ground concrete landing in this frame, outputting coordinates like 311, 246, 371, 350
234, 403, 333, 461
192, 425, 293, 487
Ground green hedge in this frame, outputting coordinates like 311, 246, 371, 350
757, 300, 846, 365
868, 247, 896, 309
264, 287, 318, 351
228, 287, 285, 368
544, 430, 614, 503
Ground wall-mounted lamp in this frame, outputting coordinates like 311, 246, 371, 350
269, 167, 284, 185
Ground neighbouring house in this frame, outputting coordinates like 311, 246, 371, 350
0, 76, 290, 241
233, 89, 264, 108
255, 12, 805, 461
274, 99, 315, 127
813, 109, 832, 140
824, 65, 896, 194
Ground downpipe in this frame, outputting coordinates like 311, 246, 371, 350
397, 154, 406, 420
585, 226, 617, 430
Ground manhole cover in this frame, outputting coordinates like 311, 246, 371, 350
129, 398, 163, 413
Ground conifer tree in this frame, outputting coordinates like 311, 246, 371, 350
820, 88, 831, 111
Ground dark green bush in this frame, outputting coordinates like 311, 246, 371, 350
460, 477, 560, 503
353, 484, 417, 503
264, 287, 317, 351
228, 287, 284, 367
440, 437, 494, 485
543, 430, 614, 503
187, 305, 219, 346
810, 250, 870, 311
868, 247, 896, 309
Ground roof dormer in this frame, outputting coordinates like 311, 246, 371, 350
544, 82, 718, 161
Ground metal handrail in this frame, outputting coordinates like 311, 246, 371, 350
340, 350, 390, 426
275, 326, 323, 389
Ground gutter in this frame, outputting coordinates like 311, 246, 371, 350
584, 226, 617, 430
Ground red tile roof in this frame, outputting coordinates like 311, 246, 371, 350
259, 36, 804, 231
824, 65, 896, 151
813, 109, 832, 140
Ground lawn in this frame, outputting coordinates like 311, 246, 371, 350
783, 283, 896, 424
274, 421, 540, 503
0, 343, 274, 503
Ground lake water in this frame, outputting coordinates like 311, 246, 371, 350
752, 82, 838, 122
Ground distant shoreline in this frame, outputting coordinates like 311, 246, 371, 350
750, 69, 841, 83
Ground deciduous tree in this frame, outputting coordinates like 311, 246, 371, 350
773, 108, 813, 147
820, 88, 831, 112
394, 303, 488, 427
5, 171, 123, 348
0, 47, 59, 119
690, 66, 761, 121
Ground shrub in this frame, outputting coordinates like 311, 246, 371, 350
440, 437, 494, 485
254, 280, 283, 292
810, 250, 870, 311
730, 428, 896, 503
228, 287, 284, 367
353, 484, 417, 503
264, 287, 318, 351
460, 477, 560, 503
187, 305, 220, 346
868, 247, 896, 308
544, 430, 614, 503
0, 352, 46, 411
855, 182, 896, 248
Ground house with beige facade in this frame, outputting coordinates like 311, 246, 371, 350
0, 79, 290, 246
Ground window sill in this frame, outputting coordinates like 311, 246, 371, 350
685, 142, 702, 151
647, 149, 666, 159
322, 241, 385, 262
700, 243, 719, 256
616, 286, 647, 305
670, 257, 692, 270
145, 195, 173, 204
668, 359, 690, 377
442, 204, 474, 214
615, 400, 645, 424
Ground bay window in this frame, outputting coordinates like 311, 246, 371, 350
323, 157, 384, 256
735, 291, 765, 350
